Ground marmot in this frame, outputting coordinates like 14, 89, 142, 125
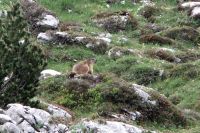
69, 58, 96, 78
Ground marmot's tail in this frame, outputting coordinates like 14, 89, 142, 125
69, 72, 76, 78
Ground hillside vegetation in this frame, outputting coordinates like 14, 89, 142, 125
2, 0, 200, 132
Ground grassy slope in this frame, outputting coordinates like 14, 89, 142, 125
38, 0, 200, 132
2, 0, 200, 132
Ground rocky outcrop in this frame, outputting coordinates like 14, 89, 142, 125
20, 0, 110, 54
20, 0, 59, 33
0, 103, 72, 133
71, 120, 156, 133
92, 11, 138, 32
37, 31, 109, 53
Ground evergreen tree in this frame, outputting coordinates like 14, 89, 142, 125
0, 3, 46, 107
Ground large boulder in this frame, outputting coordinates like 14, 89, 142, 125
0, 103, 71, 133
92, 11, 138, 32
71, 120, 156, 133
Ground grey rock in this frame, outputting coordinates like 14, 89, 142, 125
47, 104, 72, 121
0, 109, 4, 114
72, 120, 156, 133
40, 69, 62, 80
36, 14, 59, 29
0, 10, 7, 17
37, 32, 53, 43
1, 103, 70, 132
58, 124, 68, 133
0, 122, 21, 133
0, 114, 13, 125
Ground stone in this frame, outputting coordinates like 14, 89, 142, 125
29, 108, 51, 123
58, 124, 68, 133
18, 120, 35, 133
179, 2, 200, 10
47, 104, 72, 121
132, 84, 157, 105
0, 10, 7, 17
5, 103, 26, 123
0, 122, 21, 133
190, 6, 200, 18
96, 36, 112, 44
0, 109, 5, 114
37, 32, 53, 43
0, 114, 13, 125
40, 69, 62, 79
72, 120, 155, 133
0, 103, 70, 132
37, 14, 59, 29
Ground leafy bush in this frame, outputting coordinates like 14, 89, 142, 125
39, 76, 91, 108
0, 3, 46, 107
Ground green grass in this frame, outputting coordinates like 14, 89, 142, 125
4, 0, 200, 132
36, 0, 200, 130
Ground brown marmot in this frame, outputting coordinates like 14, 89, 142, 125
69, 58, 96, 78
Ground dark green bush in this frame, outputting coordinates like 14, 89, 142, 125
0, 3, 46, 107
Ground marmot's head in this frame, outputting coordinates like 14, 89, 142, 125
86, 58, 96, 64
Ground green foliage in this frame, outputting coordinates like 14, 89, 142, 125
123, 65, 163, 85
39, 76, 91, 108
25, 0, 200, 131
108, 56, 164, 85
0, 3, 46, 107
